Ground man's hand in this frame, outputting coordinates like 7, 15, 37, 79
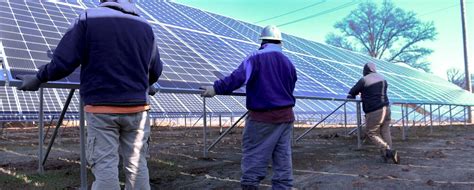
199, 86, 216, 97
148, 85, 158, 96
17, 75, 42, 91
346, 94, 355, 99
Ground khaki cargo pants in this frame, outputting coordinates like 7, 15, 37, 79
365, 106, 392, 151
86, 111, 151, 190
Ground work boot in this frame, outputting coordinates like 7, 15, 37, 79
241, 184, 258, 190
386, 149, 400, 164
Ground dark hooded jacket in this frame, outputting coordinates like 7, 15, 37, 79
36, 1, 162, 106
347, 63, 389, 113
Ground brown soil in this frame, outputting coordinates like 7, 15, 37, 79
1, 123, 474, 189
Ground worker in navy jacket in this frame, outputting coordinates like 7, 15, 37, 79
347, 62, 400, 164
17, 0, 162, 189
201, 25, 297, 190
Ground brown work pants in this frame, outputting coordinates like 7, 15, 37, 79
365, 106, 392, 151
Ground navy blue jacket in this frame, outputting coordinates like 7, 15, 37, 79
213, 44, 297, 111
37, 2, 162, 106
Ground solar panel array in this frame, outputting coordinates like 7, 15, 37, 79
0, 0, 473, 121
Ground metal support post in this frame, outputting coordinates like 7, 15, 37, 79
401, 104, 406, 140
184, 115, 187, 127
438, 105, 442, 126
219, 114, 222, 134
343, 103, 347, 129
38, 88, 44, 174
449, 105, 453, 127
464, 106, 467, 126
207, 112, 248, 151
79, 97, 87, 189
429, 104, 433, 134
43, 89, 75, 165
356, 101, 362, 149
203, 97, 208, 158
297, 101, 347, 141
423, 104, 427, 126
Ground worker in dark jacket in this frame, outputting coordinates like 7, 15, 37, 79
201, 25, 297, 189
347, 62, 400, 164
17, 0, 162, 189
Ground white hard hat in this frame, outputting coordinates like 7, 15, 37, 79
259, 25, 283, 41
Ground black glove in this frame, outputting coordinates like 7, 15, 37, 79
148, 85, 158, 96
17, 75, 42, 91
346, 94, 355, 99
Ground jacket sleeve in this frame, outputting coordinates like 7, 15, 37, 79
347, 78, 364, 99
213, 57, 252, 95
36, 12, 87, 82
148, 39, 163, 85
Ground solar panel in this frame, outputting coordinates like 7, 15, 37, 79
0, 0, 473, 122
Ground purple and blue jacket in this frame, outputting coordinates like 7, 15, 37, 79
213, 44, 297, 111
36, 2, 162, 106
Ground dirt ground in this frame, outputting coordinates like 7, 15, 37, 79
1, 123, 474, 189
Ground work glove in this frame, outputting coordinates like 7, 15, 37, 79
148, 85, 158, 96
199, 86, 216, 97
17, 75, 42, 91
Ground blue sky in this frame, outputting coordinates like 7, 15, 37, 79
175, 0, 474, 80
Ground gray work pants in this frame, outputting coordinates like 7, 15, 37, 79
86, 111, 151, 190
365, 106, 392, 151
241, 118, 294, 190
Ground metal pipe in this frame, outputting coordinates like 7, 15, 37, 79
43, 89, 75, 166
219, 114, 222, 134
203, 97, 207, 158
460, 0, 472, 123
438, 105, 442, 126
207, 111, 248, 151
429, 104, 433, 134
295, 101, 347, 142
79, 97, 87, 189
449, 105, 453, 127
192, 114, 204, 127
401, 104, 406, 140
464, 106, 467, 126
356, 101, 362, 149
343, 103, 347, 129
38, 88, 44, 174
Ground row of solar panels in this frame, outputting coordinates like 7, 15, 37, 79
2, 1, 472, 105
0, 0, 473, 122
0, 85, 355, 119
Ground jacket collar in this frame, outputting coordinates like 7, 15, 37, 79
261, 43, 282, 52
100, 1, 138, 16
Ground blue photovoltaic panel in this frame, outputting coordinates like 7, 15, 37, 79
0, 1, 82, 84
169, 27, 246, 84
1, 0, 474, 120
168, 2, 252, 42
200, 10, 261, 42
138, 1, 207, 32
150, 24, 221, 90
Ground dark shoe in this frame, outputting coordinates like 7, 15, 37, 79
386, 149, 400, 164
242, 184, 258, 190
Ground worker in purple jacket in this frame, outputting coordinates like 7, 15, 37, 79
17, 0, 162, 189
201, 25, 297, 190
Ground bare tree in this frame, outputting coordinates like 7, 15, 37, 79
447, 68, 465, 88
326, 0, 437, 72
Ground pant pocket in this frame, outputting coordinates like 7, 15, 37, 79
86, 136, 96, 166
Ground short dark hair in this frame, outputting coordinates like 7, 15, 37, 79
261, 39, 282, 46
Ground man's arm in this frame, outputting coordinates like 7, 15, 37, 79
148, 39, 163, 85
213, 58, 252, 95
36, 13, 87, 83
347, 78, 364, 99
